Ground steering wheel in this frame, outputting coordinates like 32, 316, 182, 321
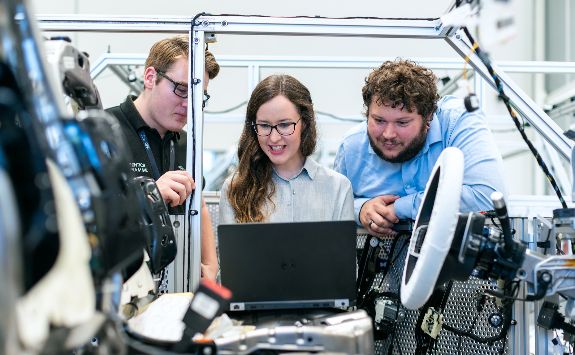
400, 147, 464, 310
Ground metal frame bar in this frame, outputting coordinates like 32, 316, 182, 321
90, 53, 146, 78
91, 53, 575, 74
186, 30, 205, 291
38, 14, 447, 37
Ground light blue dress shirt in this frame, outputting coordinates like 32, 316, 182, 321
219, 157, 355, 224
334, 96, 507, 224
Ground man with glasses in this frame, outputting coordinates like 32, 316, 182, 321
334, 59, 506, 237
106, 35, 220, 281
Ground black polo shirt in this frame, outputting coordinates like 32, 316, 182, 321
106, 96, 188, 214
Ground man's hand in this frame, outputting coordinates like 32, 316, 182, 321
156, 170, 196, 207
360, 195, 400, 237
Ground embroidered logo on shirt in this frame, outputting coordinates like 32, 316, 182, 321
131, 162, 149, 173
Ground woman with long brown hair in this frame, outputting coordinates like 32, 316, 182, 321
219, 74, 353, 223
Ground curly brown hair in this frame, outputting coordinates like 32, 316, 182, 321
205, 50, 220, 79
227, 74, 317, 223
362, 59, 439, 121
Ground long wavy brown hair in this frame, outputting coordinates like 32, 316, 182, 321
362, 59, 439, 122
227, 74, 317, 223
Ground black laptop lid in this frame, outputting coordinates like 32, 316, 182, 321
218, 220, 357, 310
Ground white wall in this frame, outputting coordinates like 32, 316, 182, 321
31, 0, 554, 196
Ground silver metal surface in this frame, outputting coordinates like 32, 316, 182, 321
38, 14, 444, 39
215, 309, 374, 355
169, 215, 186, 293
185, 29, 205, 292
37, 15, 198, 32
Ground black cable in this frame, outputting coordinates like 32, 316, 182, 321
457, 311, 480, 355
489, 216, 502, 232
443, 280, 516, 345
484, 279, 535, 301
458, 292, 487, 354
185, 12, 206, 292
201, 12, 439, 21
462, 27, 568, 209
543, 226, 552, 255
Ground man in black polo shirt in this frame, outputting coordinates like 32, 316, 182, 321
107, 35, 219, 281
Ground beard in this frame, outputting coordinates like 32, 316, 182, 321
368, 124, 428, 163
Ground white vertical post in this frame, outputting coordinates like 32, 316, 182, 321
185, 26, 206, 292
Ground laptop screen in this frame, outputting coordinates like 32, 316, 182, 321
218, 220, 357, 311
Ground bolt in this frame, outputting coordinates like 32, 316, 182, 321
488, 313, 503, 327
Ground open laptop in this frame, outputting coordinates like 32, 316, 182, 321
218, 220, 357, 311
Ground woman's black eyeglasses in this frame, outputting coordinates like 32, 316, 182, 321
252, 119, 301, 136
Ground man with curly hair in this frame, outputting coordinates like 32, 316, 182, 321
334, 59, 506, 237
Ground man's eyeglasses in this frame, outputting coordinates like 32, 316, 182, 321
252, 119, 301, 136
156, 70, 188, 99
203, 91, 210, 109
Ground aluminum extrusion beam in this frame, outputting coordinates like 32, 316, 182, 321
192, 15, 446, 38
186, 30, 205, 292
90, 52, 575, 73
90, 53, 146, 78
446, 29, 574, 160
37, 14, 447, 39
37, 15, 197, 33
107, 65, 142, 94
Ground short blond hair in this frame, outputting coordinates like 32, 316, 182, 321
145, 35, 188, 74
145, 35, 220, 80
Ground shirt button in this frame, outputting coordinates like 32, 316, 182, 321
292, 190, 295, 195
